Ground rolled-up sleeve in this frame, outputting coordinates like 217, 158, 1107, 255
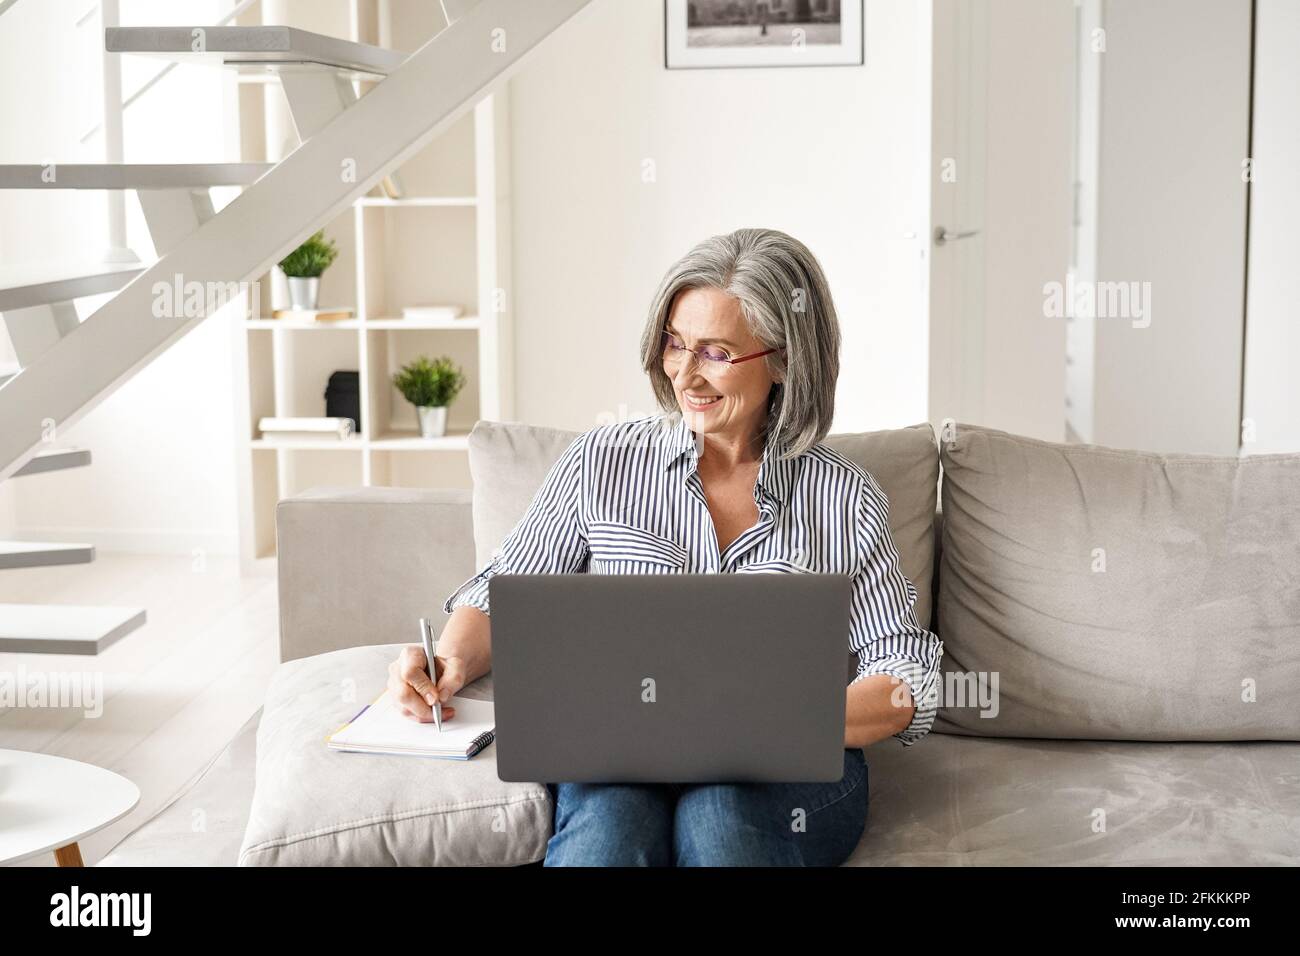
441, 434, 590, 617
847, 473, 945, 747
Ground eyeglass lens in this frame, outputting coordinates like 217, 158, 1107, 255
662, 330, 731, 367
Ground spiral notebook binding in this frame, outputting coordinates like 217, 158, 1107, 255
468, 730, 496, 756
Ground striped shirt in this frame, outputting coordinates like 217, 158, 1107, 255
442, 411, 945, 747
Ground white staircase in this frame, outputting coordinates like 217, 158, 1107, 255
0, 0, 595, 652
0, 443, 145, 654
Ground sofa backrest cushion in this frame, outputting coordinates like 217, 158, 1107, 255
934, 422, 1300, 741
467, 419, 939, 629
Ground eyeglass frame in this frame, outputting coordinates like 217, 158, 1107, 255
660, 326, 785, 370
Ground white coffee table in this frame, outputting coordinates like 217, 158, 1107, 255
0, 749, 140, 866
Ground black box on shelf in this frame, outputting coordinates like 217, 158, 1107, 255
324, 370, 361, 436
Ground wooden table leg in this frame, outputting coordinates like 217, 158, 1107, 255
54, 842, 84, 867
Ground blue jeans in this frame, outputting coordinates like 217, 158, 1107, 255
542, 749, 868, 866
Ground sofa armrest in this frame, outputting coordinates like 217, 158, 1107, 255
276, 486, 476, 663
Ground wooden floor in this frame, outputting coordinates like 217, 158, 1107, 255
0, 552, 279, 866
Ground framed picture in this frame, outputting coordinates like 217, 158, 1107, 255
665, 0, 863, 70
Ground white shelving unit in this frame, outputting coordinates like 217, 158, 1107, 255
231, 0, 513, 566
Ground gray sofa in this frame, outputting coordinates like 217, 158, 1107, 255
100, 421, 1300, 866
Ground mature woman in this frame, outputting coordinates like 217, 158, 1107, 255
387, 227, 944, 866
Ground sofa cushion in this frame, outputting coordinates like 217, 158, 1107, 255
822, 426, 939, 629
467, 418, 939, 628
276, 487, 476, 663
935, 422, 1300, 740
238, 643, 552, 866
850, 733, 1300, 865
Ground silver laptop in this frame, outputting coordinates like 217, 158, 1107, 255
489, 572, 850, 783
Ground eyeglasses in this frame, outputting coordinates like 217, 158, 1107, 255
661, 327, 783, 373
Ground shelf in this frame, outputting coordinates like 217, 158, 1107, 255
366, 316, 480, 330
231, 5, 507, 569
245, 318, 361, 329
244, 316, 479, 329
250, 437, 365, 451
246, 432, 470, 451
369, 430, 471, 450
355, 196, 476, 207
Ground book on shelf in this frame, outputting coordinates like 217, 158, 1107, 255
258, 417, 354, 440
364, 170, 405, 201
380, 170, 405, 199
399, 304, 465, 321
271, 307, 355, 322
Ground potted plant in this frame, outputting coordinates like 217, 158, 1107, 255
278, 230, 338, 310
391, 355, 466, 438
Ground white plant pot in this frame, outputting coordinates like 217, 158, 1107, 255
287, 276, 320, 311
416, 405, 447, 438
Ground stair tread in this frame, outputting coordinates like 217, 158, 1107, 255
0, 163, 272, 189
0, 540, 94, 552
0, 603, 146, 655
106, 25, 406, 76
0, 258, 143, 311
13, 447, 92, 477
0, 541, 95, 570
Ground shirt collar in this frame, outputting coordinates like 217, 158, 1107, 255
658, 411, 796, 507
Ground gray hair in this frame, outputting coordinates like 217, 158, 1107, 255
640, 227, 840, 458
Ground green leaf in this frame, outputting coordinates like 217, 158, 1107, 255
278, 230, 339, 278
391, 355, 466, 408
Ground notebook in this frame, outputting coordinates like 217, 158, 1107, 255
326, 689, 496, 759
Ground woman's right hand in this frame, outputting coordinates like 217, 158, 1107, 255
388, 644, 467, 723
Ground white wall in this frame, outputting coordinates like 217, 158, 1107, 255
1, 0, 243, 554
506, 0, 931, 434
1241, 0, 1300, 456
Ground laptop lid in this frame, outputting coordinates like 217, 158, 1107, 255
489, 572, 850, 783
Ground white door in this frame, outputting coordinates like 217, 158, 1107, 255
1241, 0, 1300, 456
927, 0, 1076, 444
926, 0, 988, 438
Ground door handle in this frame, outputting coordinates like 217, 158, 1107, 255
934, 226, 980, 246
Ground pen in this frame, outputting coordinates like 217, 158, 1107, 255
419, 617, 442, 732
